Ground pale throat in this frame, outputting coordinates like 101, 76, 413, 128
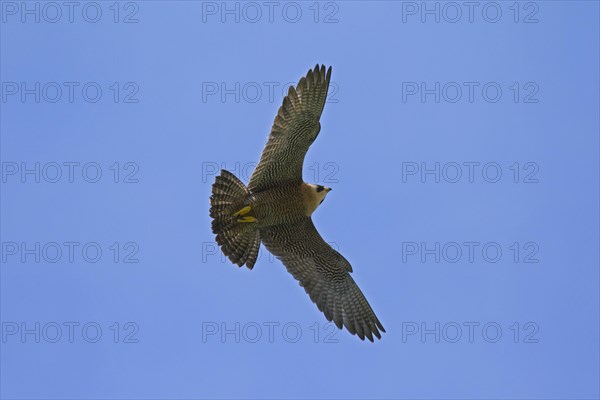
301, 183, 327, 216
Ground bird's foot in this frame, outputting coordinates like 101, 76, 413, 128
232, 205, 252, 217
233, 205, 256, 223
237, 216, 258, 223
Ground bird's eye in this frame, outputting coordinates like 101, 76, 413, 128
316, 185, 324, 192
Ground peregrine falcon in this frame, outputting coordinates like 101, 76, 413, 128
209, 65, 385, 341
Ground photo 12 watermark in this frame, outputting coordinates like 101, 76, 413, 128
1, 82, 140, 104
400, 2, 540, 24
400, 241, 540, 264
400, 162, 539, 184
1, 241, 141, 264
401, 81, 539, 104
200, 2, 340, 24
1, 321, 140, 344
401, 321, 540, 344
1, 162, 140, 184
201, 161, 339, 184
202, 241, 339, 265
201, 81, 339, 104
201, 321, 340, 343
1, 2, 140, 24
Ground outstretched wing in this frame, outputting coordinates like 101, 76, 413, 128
260, 218, 385, 342
248, 64, 332, 192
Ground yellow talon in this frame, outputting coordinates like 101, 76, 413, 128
237, 216, 257, 223
233, 205, 252, 217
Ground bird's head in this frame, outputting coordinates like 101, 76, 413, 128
302, 183, 333, 216
309, 184, 332, 206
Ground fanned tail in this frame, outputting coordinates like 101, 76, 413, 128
209, 170, 260, 269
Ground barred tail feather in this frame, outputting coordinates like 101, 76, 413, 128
209, 170, 260, 269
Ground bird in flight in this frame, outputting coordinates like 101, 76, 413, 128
209, 65, 385, 341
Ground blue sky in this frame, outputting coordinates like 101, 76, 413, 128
1, 1, 599, 399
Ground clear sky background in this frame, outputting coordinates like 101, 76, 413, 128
1, 1, 599, 399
